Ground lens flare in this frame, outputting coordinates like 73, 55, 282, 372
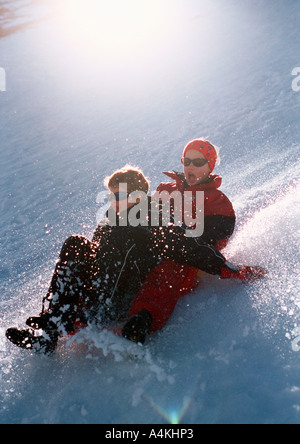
144, 394, 194, 424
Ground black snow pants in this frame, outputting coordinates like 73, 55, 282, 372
42, 228, 159, 335
42, 235, 102, 334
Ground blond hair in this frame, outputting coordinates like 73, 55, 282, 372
104, 164, 150, 194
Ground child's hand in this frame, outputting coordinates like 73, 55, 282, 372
221, 265, 268, 282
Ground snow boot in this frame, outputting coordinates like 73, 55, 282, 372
26, 313, 54, 330
122, 309, 152, 344
6, 327, 59, 355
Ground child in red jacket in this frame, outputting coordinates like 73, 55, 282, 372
126, 139, 237, 336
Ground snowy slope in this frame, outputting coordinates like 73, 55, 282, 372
0, 0, 299, 424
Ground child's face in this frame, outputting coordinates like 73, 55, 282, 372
108, 186, 140, 214
183, 149, 211, 186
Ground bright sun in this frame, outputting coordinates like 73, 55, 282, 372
45, 1, 222, 96
57, 0, 175, 60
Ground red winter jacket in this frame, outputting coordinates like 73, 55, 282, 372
156, 171, 235, 249
129, 172, 236, 332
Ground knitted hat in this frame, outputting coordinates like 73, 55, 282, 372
182, 139, 218, 171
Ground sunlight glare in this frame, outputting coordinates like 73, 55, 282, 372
57, 0, 174, 60
45, 0, 224, 97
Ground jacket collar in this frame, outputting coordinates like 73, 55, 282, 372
162, 171, 222, 190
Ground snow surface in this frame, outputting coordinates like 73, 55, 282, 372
0, 0, 299, 424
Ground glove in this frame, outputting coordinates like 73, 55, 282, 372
221, 263, 267, 282
122, 309, 153, 344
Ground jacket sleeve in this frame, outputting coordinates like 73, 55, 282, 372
201, 215, 236, 247
92, 224, 105, 244
153, 225, 226, 275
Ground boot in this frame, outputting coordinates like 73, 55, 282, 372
6, 327, 59, 355
122, 309, 152, 344
26, 312, 56, 330
26, 305, 76, 336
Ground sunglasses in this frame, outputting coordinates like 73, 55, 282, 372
107, 191, 130, 202
181, 157, 208, 167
